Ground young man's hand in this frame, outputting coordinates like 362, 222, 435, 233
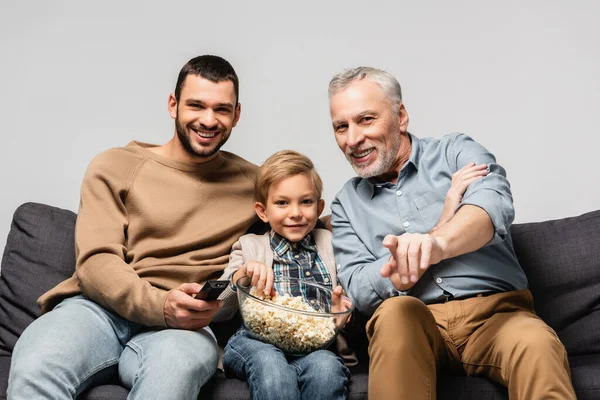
232, 261, 275, 296
164, 283, 223, 330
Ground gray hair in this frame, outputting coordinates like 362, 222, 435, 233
328, 67, 403, 113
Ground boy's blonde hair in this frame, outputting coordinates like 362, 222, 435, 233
255, 150, 323, 204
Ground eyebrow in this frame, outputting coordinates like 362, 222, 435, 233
184, 99, 235, 109
272, 192, 317, 200
332, 109, 378, 126
354, 110, 377, 120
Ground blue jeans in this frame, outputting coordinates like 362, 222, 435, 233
223, 327, 350, 400
8, 295, 219, 399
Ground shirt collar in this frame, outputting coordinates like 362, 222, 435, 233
269, 230, 316, 257
357, 133, 422, 199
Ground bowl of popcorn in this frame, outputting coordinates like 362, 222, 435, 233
236, 276, 354, 354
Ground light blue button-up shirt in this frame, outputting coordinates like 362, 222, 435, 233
331, 133, 528, 316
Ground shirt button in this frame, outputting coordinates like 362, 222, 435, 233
305, 271, 311, 276
324, 278, 329, 283
310, 299, 315, 304
436, 277, 443, 284
294, 254, 300, 258
403, 221, 410, 228
396, 190, 403, 196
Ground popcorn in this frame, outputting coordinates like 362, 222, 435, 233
241, 289, 337, 353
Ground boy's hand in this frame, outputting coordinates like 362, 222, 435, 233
232, 261, 275, 296
431, 163, 488, 232
331, 285, 353, 325
164, 283, 223, 330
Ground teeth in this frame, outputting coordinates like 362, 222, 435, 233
195, 130, 217, 138
352, 148, 373, 158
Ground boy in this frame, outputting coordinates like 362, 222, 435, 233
219, 150, 351, 400
215, 150, 486, 400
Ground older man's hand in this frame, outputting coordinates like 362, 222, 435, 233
381, 233, 446, 290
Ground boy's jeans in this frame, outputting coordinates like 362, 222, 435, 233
223, 327, 350, 400
8, 295, 218, 399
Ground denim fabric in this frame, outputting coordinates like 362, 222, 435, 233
7, 296, 218, 400
223, 327, 350, 400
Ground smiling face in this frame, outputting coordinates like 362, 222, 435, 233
330, 79, 409, 180
255, 173, 325, 243
168, 74, 240, 162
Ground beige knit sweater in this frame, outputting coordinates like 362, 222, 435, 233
38, 141, 258, 327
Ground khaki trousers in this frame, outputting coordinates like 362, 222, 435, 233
366, 289, 576, 400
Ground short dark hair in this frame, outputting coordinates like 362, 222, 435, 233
174, 55, 239, 104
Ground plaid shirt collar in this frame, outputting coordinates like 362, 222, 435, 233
269, 230, 316, 257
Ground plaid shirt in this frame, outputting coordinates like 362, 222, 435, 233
270, 230, 332, 310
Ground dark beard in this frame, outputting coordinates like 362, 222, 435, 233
175, 116, 227, 159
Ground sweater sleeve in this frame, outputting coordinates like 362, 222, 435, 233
212, 239, 245, 322
75, 150, 169, 327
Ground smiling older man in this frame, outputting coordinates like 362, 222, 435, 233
328, 66, 575, 400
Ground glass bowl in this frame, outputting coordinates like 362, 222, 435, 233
236, 276, 354, 354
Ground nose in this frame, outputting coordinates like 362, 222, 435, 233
346, 125, 364, 149
199, 110, 218, 130
289, 204, 301, 219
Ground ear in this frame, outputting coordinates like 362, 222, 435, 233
317, 199, 325, 217
398, 103, 409, 132
254, 201, 269, 223
232, 103, 241, 127
168, 93, 178, 120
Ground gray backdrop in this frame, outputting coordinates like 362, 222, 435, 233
1, 0, 599, 258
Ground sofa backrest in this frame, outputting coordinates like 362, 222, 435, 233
511, 210, 600, 356
0, 203, 76, 356
1, 202, 599, 358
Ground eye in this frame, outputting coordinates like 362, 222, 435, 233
334, 124, 348, 133
274, 200, 287, 206
360, 116, 374, 124
301, 199, 314, 205
215, 107, 231, 114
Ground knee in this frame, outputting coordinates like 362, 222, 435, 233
301, 351, 349, 385
368, 297, 438, 357
377, 296, 429, 321
370, 296, 431, 335
9, 348, 40, 384
9, 337, 69, 397
147, 330, 218, 380
248, 349, 289, 377
247, 360, 297, 397
10, 327, 52, 378
513, 321, 566, 358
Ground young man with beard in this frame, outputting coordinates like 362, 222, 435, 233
8, 55, 258, 399
328, 67, 576, 399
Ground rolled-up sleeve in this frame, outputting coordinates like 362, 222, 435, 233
450, 134, 515, 245
331, 196, 401, 315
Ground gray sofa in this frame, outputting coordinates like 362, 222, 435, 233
1, 202, 599, 399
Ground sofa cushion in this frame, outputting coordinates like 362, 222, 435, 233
568, 353, 600, 400
511, 210, 600, 356
0, 355, 9, 400
0, 203, 77, 356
